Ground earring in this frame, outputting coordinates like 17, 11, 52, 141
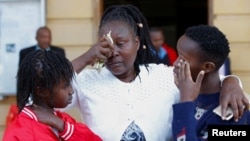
137, 23, 143, 28
143, 45, 146, 49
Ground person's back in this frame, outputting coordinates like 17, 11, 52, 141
3, 50, 101, 141
172, 24, 250, 141
19, 26, 65, 67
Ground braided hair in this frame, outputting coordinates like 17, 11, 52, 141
16, 50, 74, 112
99, 4, 158, 75
185, 24, 230, 70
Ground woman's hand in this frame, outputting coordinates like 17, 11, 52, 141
220, 76, 249, 121
88, 35, 114, 67
71, 32, 114, 73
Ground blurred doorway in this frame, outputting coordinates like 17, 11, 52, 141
103, 0, 208, 48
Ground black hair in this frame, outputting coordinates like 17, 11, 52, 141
99, 4, 158, 76
16, 50, 74, 112
185, 24, 230, 70
36, 26, 51, 35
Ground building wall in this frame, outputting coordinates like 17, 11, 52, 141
210, 0, 250, 94
46, 0, 102, 61
45, 0, 102, 121
1, 0, 250, 139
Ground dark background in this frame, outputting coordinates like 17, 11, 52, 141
104, 0, 208, 49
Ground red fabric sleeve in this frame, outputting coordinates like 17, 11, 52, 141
57, 111, 102, 141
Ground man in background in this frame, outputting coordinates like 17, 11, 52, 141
19, 26, 65, 66
149, 26, 178, 66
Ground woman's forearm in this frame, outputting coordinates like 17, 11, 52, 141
71, 53, 91, 74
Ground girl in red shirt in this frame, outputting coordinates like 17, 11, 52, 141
3, 50, 102, 141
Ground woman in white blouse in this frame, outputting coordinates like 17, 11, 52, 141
65, 4, 249, 141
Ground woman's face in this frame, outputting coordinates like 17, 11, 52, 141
99, 20, 140, 81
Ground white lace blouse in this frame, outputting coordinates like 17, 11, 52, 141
67, 64, 180, 141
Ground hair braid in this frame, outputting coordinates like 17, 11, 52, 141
17, 50, 74, 112
99, 4, 158, 76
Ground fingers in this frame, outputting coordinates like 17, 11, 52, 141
219, 77, 247, 121
238, 94, 249, 118
184, 61, 191, 78
179, 59, 185, 79
101, 34, 114, 50
90, 45, 111, 68
176, 59, 202, 102
220, 98, 231, 120
96, 51, 108, 62
174, 60, 183, 86
99, 47, 112, 59
179, 60, 195, 81
221, 98, 240, 121
175, 59, 191, 83
220, 95, 249, 121
174, 73, 179, 87
100, 36, 114, 58
231, 96, 249, 121
231, 102, 240, 121
91, 38, 113, 61
195, 70, 205, 87
236, 98, 244, 119
242, 96, 250, 111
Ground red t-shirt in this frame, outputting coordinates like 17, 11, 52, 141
3, 107, 102, 141
162, 43, 178, 66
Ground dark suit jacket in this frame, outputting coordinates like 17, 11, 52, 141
19, 45, 65, 67
224, 57, 231, 75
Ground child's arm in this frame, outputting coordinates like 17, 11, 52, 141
32, 105, 65, 131
172, 102, 201, 141
33, 106, 102, 141
172, 60, 205, 141
57, 111, 102, 141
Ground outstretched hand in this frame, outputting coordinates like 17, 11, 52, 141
174, 59, 205, 102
